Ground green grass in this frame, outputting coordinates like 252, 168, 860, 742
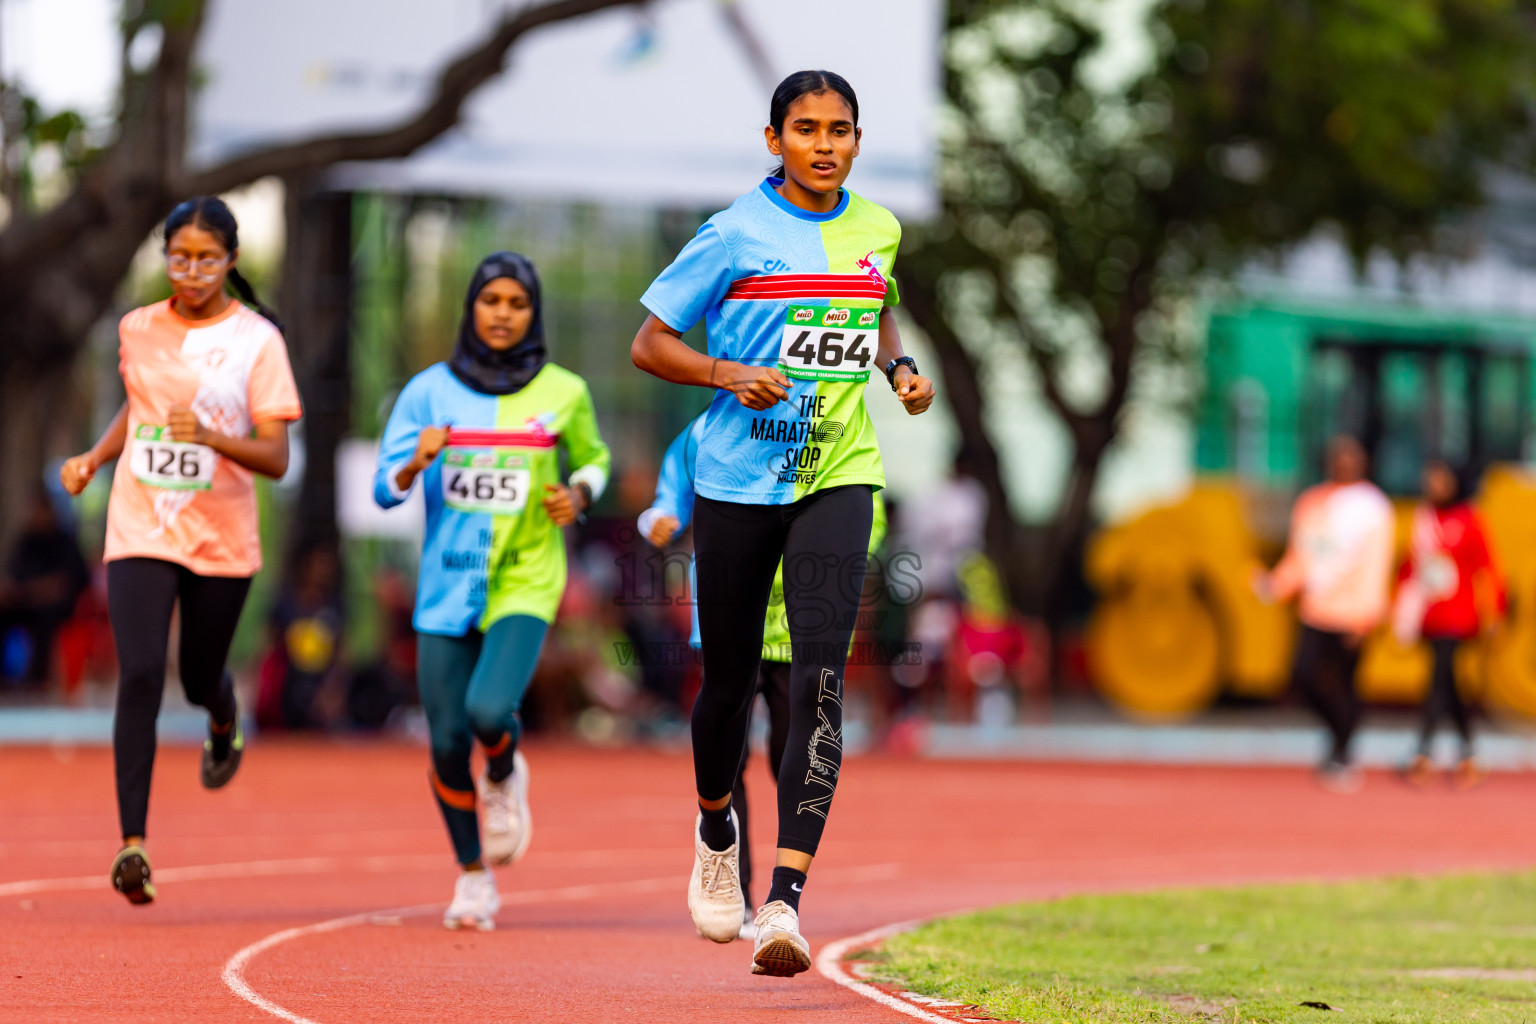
874, 872, 1536, 1023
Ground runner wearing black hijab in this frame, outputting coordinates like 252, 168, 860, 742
374, 251, 611, 930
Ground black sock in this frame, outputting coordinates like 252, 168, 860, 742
208, 717, 234, 760
698, 803, 735, 852
483, 732, 515, 784
767, 866, 807, 913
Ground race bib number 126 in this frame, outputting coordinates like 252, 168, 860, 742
441, 448, 530, 516
778, 305, 878, 382
131, 425, 216, 491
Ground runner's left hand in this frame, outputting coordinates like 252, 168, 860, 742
894, 371, 934, 415
167, 405, 209, 444
543, 483, 583, 527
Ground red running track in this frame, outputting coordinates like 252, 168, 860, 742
5, 739, 1536, 1022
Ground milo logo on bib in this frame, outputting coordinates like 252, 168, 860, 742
778, 304, 878, 382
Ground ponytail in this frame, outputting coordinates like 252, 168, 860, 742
163, 195, 284, 331
227, 266, 284, 332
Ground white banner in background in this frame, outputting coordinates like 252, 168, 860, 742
336, 438, 424, 541
192, 0, 941, 217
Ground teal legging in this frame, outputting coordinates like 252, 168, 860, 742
419, 614, 548, 865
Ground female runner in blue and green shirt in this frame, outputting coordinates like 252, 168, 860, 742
631, 70, 935, 976
376, 252, 610, 932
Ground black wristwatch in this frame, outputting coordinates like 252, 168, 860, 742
885, 356, 918, 390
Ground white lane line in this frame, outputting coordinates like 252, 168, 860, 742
0, 854, 449, 898
225, 861, 911, 1023
0, 845, 705, 898
818, 911, 992, 1024
222, 875, 679, 1023
817, 921, 954, 1024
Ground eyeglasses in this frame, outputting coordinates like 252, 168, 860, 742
165, 254, 230, 282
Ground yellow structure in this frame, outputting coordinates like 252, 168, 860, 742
1085, 468, 1536, 720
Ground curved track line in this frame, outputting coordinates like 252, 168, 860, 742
223, 875, 678, 1023
816, 919, 957, 1024
0, 854, 449, 897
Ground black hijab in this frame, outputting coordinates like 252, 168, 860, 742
447, 251, 548, 396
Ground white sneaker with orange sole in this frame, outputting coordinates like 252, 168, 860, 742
751, 900, 811, 976
443, 869, 500, 931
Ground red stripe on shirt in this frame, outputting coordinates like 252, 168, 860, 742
447, 428, 559, 449
724, 273, 887, 301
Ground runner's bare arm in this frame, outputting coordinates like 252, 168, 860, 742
392, 426, 450, 493
167, 406, 291, 479
876, 315, 934, 415
631, 313, 789, 410
60, 402, 129, 495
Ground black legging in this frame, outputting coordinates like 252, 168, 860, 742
731, 659, 792, 900
1291, 624, 1363, 765
692, 485, 873, 857
108, 558, 250, 839
1418, 636, 1473, 758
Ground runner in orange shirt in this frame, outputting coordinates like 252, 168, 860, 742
1257, 435, 1394, 791
60, 196, 302, 905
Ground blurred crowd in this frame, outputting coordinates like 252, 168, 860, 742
6, 435, 1500, 771
3, 450, 1052, 749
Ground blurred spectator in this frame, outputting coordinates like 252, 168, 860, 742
943, 553, 1042, 725
1257, 435, 1393, 791
533, 561, 641, 743
899, 449, 987, 599
56, 561, 115, 700
898, 594, 958, 714
256, 541, 344, 730
1393, 459, 1504, 787
346, 567, 418, 730
0, 489, 89, 688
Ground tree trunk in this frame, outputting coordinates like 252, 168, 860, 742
899, 266, 1033, 610
278, 179, 354, 560
1035, 432, 1112, 626
0, 358, 75, 550
0, 0, 639, 545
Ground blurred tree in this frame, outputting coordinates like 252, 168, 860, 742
0, 0, 640, 544
903, 0, 1536, 621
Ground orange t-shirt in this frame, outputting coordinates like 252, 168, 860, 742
104, 299, 302, 577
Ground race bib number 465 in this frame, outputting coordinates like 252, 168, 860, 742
131, 425, 216, 491
441, 448, 530, 516
778, 305, 878, 382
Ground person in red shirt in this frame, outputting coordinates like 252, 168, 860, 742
1394, 459, 1505, 786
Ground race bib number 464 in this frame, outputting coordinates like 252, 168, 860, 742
131, 425, 216, 491
778, 305, 878, 382
441, 448, 531, 516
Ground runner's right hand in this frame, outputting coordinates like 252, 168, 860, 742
60, 454, 97, 496
717, 362, 789, 410
647, 514, 681, 547
411, 426, 450, 469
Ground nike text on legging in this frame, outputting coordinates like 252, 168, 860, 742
108, 558, 250, 839
418, 614, 548, 865
692, 484, 874, 857
1291, 624, 1363, 764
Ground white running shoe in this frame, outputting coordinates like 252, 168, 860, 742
687, 809, 744, 943
738, 903, 757, 941
751, 900, 811, 977
481, 750, 532, 866
443, 869, 500, 931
